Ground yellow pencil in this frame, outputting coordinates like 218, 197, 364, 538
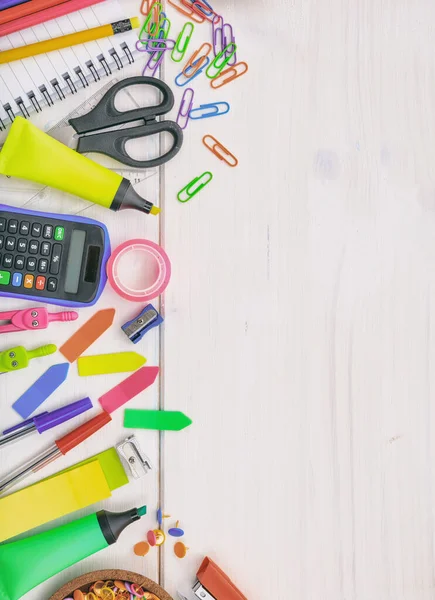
0, 17, 140, 65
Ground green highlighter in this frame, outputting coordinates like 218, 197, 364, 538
0, 505, 147, 600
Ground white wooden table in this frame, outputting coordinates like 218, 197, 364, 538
2, 1, 435, 598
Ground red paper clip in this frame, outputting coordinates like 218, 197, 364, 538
211, 61, 248, 89
183, 42, 212, 76
203, 135, 238, 167
168, 0, 205, 22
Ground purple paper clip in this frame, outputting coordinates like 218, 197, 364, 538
223, 22, 237, 65
212, 14, 224, 56
175, 56, 210, 86
136, 38, 175, 52
143, 47, 167, 76
176, 88, 194, 130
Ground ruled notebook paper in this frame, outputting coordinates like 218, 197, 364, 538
0, 0, 139, 131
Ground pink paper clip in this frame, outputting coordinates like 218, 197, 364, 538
177, 88, 195, 130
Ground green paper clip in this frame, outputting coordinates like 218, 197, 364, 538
139, 1, 163, 40
171, 22, 194, 63
124, 409, 192, 431
206, 42, 237, 79
177, 171, 213, 203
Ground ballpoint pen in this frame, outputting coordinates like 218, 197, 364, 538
0, 398, 93, 449
0, 366, 159, 495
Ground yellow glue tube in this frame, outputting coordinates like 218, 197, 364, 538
0, 117, 159, 216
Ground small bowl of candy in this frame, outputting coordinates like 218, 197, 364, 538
49, 569, 173, 600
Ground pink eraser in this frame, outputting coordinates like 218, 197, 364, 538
98, 366, 159, 414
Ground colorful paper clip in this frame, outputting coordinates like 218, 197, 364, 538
183, 42, 212, 76
171, 22, 194, 63
206, 42, 237, 78
139, 1, 163, 39
189, 102, 230, 119
202, 135, 238, 167
143, 48, 167, 76
168, 0, 205, 22
177, 88, 195, 130
136, 38, 175, 53
223, 22, 237, 65
212, 14, 224, 55
140, 0, 152, 15
177, 172, 213, 203
175, 56, 210, 86
185, 0, 215, 21
211, 61, 248, 89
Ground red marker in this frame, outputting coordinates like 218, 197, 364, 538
0, 366, 159, 496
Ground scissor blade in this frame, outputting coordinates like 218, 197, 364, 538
49, 125, 78, 150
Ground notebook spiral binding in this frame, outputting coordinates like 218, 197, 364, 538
0, 40, 136, 132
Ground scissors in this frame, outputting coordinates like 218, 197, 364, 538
52, 76, 183, 169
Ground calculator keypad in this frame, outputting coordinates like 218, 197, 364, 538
0, 216, 62, 294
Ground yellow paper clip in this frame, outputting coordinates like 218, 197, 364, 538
172, 22, 194, 62
202, 135, 238, 167
182, 42, 212, 76
211, 61, 249, 89
177, 172, 213, 203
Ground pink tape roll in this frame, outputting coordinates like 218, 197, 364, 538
106, 239, 171, 302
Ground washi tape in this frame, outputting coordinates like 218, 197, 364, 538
106, 239, 171, 302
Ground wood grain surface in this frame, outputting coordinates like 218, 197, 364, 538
1, 1, 434, 599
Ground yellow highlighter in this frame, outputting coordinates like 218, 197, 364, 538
0, 116, 161, 215
0, 17, 140, 64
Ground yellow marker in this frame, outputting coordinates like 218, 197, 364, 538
77, 351, 146, 376
0, 17, 140, 64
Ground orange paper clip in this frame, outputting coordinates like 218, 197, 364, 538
168, 0, 205, 22
183, 42, 212, 76
211, 61, 249, 89
203, 135, 238, 167
140, 0, 151, 14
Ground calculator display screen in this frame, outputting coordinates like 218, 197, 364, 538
64, 230, 86, 294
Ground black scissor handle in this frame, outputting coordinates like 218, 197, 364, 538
69, 76, 175, 134
75, 120, 183, 169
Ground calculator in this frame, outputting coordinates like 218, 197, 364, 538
0, 204, 110, 307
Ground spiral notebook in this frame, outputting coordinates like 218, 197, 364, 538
0, 0, 139, 133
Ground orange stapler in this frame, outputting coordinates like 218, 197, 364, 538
191, 557, 248, 600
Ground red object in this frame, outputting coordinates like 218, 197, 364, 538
35, 276, 46, 290
0, 0, 105, 37
98, 366, 159, 414
55, 410, 112, 454
196, 557, 248, 600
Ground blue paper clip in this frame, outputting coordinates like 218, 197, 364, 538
175, 56, 210, 86
189, 102, 230, 119
122, 304, 163, 344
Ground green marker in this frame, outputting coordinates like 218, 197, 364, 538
0, 505, 147, 600
124, 409, 192, 431
0, 344, 56, 373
